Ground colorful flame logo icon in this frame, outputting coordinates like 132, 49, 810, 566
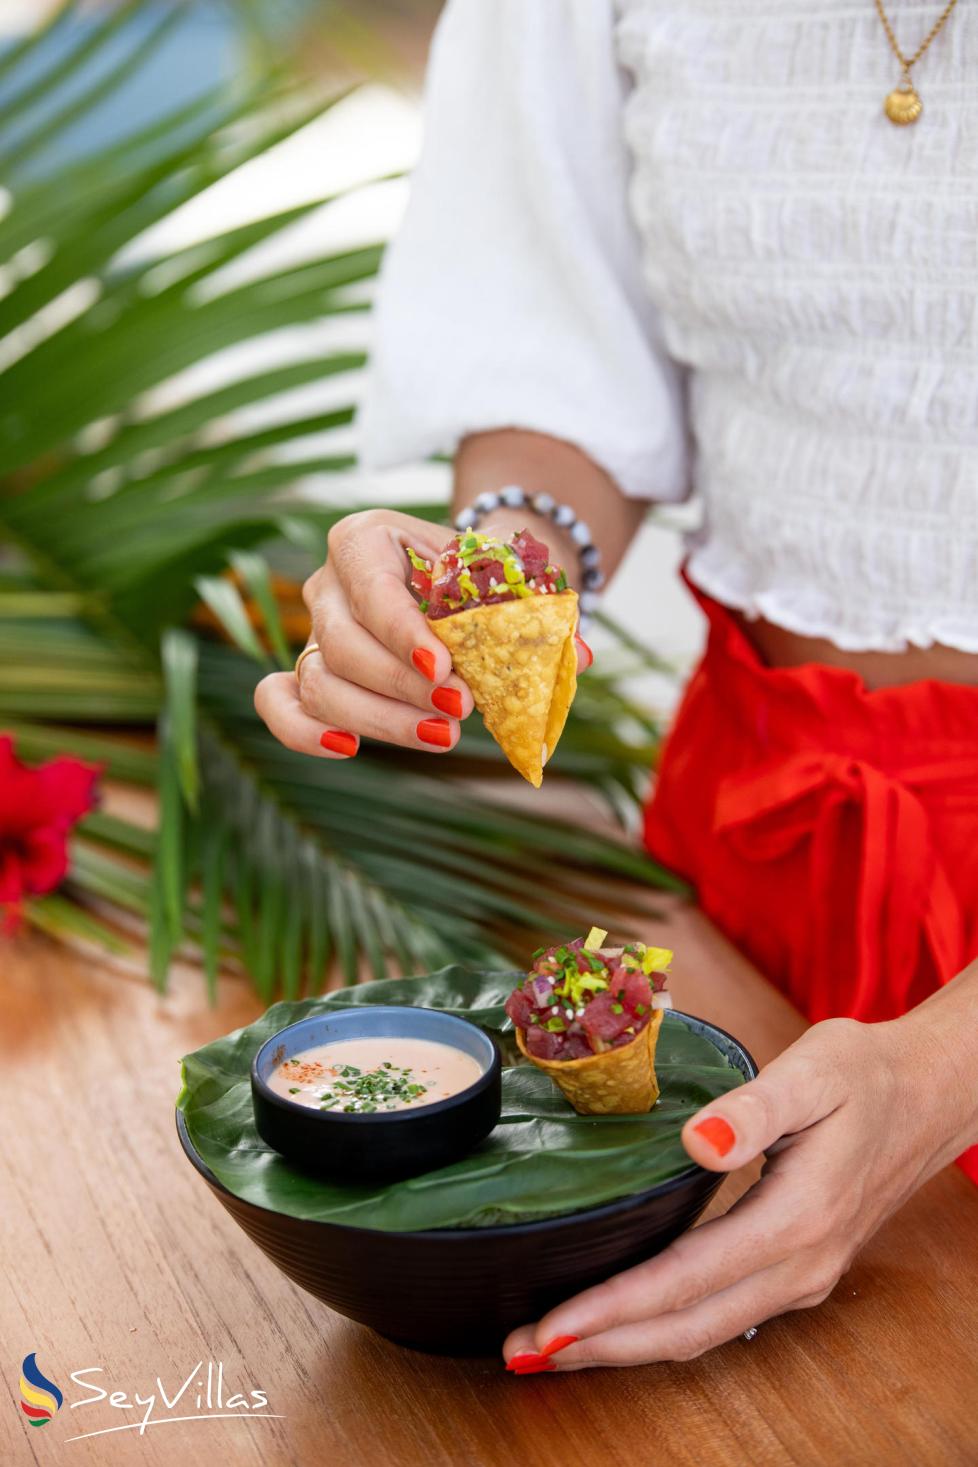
19, 1354, 63, 1428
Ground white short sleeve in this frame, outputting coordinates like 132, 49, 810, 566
358, 0, 689, 502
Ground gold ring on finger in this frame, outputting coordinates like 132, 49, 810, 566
294, 642, 320, 684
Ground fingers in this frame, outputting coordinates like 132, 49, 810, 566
682, 1031, 850, 1173
296, 654, 462, 752
254, 673, 360, 759
286, 508, 596, 764
504, 1173, 796, 1356
503, 1026, 870, 1375
503, 1146, 846, 1371
305, 586, 474, 719
528, 1262, 813, 1370
502, 1327, 539, 1366
322, 511, 455, 683
574, 632, 593, 673
257, 664, 462, 755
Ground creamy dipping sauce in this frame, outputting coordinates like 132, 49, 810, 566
267, 1036, 484, 1114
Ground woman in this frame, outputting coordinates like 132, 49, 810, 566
255, 1, 978, 1370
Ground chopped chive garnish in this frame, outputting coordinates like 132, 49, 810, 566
301, 1059, 431, 1112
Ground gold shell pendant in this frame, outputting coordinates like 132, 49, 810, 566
884, 78, 923, 125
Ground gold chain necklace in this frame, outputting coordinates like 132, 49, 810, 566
874, 0, 960, 124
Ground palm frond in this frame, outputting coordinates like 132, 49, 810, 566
0, 0, 682, 999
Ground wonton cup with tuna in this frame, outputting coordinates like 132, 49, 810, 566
504, 928, 673, 1114
406, 528, 578, 787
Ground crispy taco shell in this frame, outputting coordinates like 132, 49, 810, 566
429, 591, 578, 787
516, 1007, 665, 1114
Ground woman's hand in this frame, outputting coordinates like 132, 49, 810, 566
503, 1012, 973, 1373
256, 504, 591, 760
255, 509, 475, 759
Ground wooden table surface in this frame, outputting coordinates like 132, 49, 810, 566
3, 905, 977, 1467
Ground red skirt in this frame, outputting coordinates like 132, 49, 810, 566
643, 579, 978, 1183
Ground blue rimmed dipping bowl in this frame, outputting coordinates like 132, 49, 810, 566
250, 1006, 502, 1182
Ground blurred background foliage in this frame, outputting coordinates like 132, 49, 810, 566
0, 0, 681, 998
230, 0, 442, 82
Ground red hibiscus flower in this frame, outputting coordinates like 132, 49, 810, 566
0, 736, 101, 934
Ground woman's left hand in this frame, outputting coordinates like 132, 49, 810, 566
503, 1013, 968, 1373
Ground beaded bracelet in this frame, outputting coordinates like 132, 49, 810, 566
453, 484, 604, 617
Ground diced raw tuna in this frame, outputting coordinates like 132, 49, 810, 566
512, 530, 549, 578
559, 1032, 594, 1060
504, 989, 534, 1029
621, 969, 652, 1010
413, 528, 569, 619
467, 556, 505, 598
579, 990, 632, 1043
409, 566, 431, 599
525, 1026, 564, 1060
507, 937, 667, 1063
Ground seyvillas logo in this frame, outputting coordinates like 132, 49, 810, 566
16, 1355, 282, 1443
19, 1354, 63, 1428
64, 1360, 282, 1442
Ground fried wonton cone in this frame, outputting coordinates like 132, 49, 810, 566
429, 592, 578, 787
516, 1007, 665, 1114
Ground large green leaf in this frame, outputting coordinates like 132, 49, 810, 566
0, 0, 682, 998
0, 1, 81, 92
0, 4, 183, 178
178, 969, 745, 1230
23, 890, 132, 957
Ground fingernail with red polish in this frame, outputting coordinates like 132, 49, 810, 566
417, 717, 452, 748
412, 647, 437, 681
693, 1115, 736, 1157
507, 1354, 555, 1375
320, 729, 358, 757
541, 1334, 579, 1357
505, 1350, 538, 1371
431, 685, 462, 718
575, 634, 594, 670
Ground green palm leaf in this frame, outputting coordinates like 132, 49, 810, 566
0, 0, 682, 996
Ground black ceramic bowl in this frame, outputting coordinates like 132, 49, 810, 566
178, 1012, 756, 1354
251, 1006, 502, 1181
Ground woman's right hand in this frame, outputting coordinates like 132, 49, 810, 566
254, 509, 474, 760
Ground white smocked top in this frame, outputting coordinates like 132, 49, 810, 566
359, 0, 978, 653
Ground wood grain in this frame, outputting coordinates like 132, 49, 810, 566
2, 904, 976, 1467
